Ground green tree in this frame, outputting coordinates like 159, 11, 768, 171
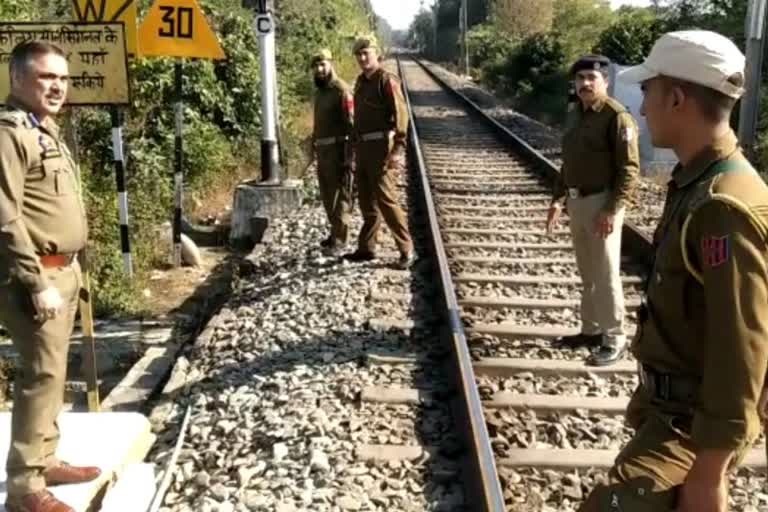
662, 0, 748, 47
408, 9, 436, 54
466, 22, 517, 75
552, 0, 615, 63
490, 0, 554, 38
594, 8, 666, 65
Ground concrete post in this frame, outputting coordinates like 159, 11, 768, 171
739, 0, 767, 160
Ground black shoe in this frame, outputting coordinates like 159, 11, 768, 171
342, 250, 376, 262
324, 245, 345, 257
397, 252, 416, 270
553, 333, 602, 349
586, 344, 627, 367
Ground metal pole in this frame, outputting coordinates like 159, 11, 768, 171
110, 106, 133, 277
461, 0, 469, 75
739, 0, 767, 160
432, 6, 438, 59
172, 61, 183, 267
257, 1, 281, 185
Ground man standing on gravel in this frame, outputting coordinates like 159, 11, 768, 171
342, 35, 415, 270
579, 30, 768, 512
546, 54, 639, 367
0, 41, 101, 512
311, 49, 355, 255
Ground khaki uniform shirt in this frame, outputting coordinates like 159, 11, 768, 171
555, 95, 640, 212
0, 100, 87, 293
353, 68, 408, 151
633, 131, 768, 451
313, 74, 354, 140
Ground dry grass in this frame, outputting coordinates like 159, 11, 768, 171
185, 166, 254, 222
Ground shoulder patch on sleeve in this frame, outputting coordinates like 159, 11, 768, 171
701, 235, 730, 267
343, 92, 354, 114
383, 73, 400, 96
621, 125, 636, 142
384, 77, 395, 96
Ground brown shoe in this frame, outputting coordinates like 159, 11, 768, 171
5, 490, 74, 512
43, 462, 101, 486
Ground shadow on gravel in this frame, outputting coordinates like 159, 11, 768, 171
149, 209, 470, 510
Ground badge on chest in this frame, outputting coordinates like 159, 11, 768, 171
38, 135, 62, 160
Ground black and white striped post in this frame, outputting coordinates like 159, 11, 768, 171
173, 60, 184, 267
110, 106, 133, 276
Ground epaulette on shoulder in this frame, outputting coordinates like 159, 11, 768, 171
604, 96, 627, 114
332, 78, 351, 94
0, 110, 28, 128
382, 70, 399, 84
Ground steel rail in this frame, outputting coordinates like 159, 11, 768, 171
396, 58, 507, 512
410, 57, 654, 266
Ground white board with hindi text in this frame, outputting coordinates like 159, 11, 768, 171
0, 22, 130, 106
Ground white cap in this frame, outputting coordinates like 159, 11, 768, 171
618, 30, 746, 98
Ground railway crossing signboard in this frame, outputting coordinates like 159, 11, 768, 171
71, 0, 139, 56
0, 22, 130, 105
138, 0, 225, 59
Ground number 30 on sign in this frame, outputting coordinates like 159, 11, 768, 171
138, 0, 224, 59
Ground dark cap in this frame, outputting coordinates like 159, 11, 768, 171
570, 54, 611, 76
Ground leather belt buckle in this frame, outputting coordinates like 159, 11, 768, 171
40, 253, 73, 268
568, 188, 580, 199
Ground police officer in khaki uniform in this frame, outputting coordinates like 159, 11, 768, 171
578, 31, 768, 512
547, 54, 640, 367
342, 35, 415, 269
311, 49, 354, 254
0, 41, 100, 512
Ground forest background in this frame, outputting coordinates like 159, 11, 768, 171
408, 0, 766, 163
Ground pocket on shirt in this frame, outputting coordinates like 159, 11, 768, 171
41, 158, 74, 197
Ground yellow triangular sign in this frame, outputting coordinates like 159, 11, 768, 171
72, 0, 140, 56
138, 0, 225, 59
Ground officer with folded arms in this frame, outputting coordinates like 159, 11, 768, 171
578, 30, 768, 512
547, 54, 640, 366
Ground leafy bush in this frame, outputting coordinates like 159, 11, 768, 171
467, 23, 518, 77
593, 10, 666, 65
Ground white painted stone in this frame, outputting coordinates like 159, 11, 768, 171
100, 463, 156, 512
0, 412, 155, 512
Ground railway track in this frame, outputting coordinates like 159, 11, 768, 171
149, 58, 766, 511
359, 57, 768, 511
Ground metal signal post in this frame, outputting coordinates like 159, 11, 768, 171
247, 0, 281, 185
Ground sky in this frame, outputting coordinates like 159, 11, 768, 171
371, 0, 653, 31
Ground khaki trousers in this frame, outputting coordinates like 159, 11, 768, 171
355, 140, 413, 255
578, 386, 752, 511
316, 145, 352, 244
0, 262, 81, 498
567, 191, 625, 346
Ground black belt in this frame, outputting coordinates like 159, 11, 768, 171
639, 363, 699, 404
566, 186, 608, 199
